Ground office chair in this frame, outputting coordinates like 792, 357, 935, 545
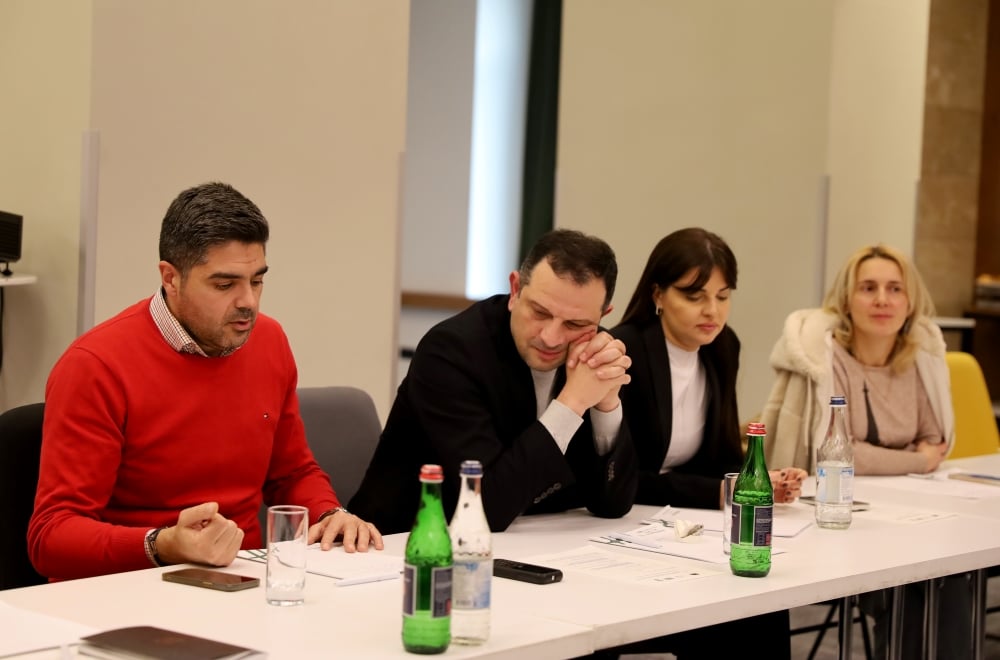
944, 352, 1000, 630
945, 352, 999, 459
258, 386, 382, 533
0, 402, 48, 589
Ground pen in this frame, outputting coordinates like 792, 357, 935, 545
607, 533, 662, 549
948, 473, 1000, 486
334, 572, 401, 587
957, 472, 1000, 481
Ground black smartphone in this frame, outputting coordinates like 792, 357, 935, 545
162, 568, 260, 592
493, 558, 562, 584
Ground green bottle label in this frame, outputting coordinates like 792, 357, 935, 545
403, 564, 453, 617
732, 502, 772, 546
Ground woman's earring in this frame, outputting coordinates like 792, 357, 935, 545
655, 306, 663, 316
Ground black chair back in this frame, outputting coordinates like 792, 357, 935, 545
0, 402, 47, 589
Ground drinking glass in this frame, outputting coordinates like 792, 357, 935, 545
266, 505, 308, 606
722, 473, 738, 554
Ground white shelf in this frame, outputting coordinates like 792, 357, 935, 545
0, 273, 38, 287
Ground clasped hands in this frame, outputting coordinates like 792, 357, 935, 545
769, 467, 807, 504
557, 331, 631, 417
154, 501, 383, 568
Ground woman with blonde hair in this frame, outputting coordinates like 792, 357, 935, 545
761, 244, 966, 660
762, 244, 953, 475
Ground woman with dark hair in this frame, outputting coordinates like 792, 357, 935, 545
612, 227, 805, 509
602, 227, 804, 660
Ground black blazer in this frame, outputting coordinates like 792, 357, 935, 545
350, 295, 638, 534
611, 320, 743, 509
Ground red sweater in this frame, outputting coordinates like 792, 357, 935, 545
28, 298, 339, 580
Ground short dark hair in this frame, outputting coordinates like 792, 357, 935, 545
519, 229, 618, 309
159, 182, 269, 275
619, 227, 738, 326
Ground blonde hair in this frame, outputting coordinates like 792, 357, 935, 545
822, 244, 935, 372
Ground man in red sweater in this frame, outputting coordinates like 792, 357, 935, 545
28, 182, 383, 581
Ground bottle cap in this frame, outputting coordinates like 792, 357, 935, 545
830, 395, 847, 406
459, 459, 483, 477
746, 422, 766, 436
419, 464, 444, 482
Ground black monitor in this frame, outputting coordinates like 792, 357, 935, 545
0, 211, 23, 277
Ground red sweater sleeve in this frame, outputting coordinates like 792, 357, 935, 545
30, 348, 156, 579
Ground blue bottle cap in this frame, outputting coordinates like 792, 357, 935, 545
830, 395, 847, 406
460, 460, 483, 477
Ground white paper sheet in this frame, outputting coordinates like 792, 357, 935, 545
238, 545, 401, 586
872, 469, 1000, 499
528, 546, 720, 585
645, 505, 814, 538
590, 524, 787, 564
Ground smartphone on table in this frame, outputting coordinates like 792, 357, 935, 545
493, 558, 562, 584
162, 567, 260, 591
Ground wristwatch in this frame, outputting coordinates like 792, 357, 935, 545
317, 506, 349, 523
144, 526, 167, 567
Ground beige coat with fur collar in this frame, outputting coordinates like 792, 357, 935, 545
760, 308, 954, 473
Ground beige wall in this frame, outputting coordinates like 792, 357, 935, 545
0, 1, 93, 411
0, 0, 409, 420
824, 0, 931, 279
559, 0, 932, 421
559, 0, 836, 421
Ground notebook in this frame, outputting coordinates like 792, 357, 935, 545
78, 626, 264, 660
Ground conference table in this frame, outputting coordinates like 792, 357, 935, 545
3, 454, 1000, 659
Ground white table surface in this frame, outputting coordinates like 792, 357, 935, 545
4, 455, 1000, 659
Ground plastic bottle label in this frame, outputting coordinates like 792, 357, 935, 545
816, 464, 854, 503
403, 564, 453, 618
731, 502, 772, 546
452, 559, 492, 610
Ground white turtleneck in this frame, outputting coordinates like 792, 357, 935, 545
659, 339, 706, 473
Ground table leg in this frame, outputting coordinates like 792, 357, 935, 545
923, 578, 940, 660
837, 595, 854, 660
972, 569, 986, 660
888, 585, 904, 660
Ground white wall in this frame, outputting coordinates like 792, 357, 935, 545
86, 0, 408, 419
0, 0, 93, 411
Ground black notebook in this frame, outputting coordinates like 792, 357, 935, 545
79, 626, 264, 660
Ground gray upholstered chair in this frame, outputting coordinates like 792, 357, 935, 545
258, 386, 382, 532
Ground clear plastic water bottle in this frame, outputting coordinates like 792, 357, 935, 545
815, 395, 854, 529
448, 460, 491, 644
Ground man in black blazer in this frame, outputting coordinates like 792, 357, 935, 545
350, 230, 637, 534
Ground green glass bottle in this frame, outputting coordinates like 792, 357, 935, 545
402, 464, 453, 654
729, 422, 773, 577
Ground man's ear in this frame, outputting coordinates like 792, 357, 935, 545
159, 261, 181, 296
507, 270, 521, 311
